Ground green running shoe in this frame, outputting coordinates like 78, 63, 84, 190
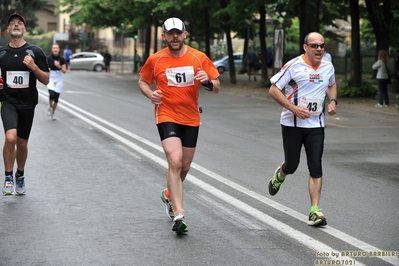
308, 210, 327, 226
172, 212, 188, 235
268, 166, 284, 196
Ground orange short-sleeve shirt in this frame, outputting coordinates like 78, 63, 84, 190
139, 46, 219, 126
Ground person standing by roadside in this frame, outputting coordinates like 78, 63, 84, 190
372, 50, 390, 107
268, 32, 337, 227
0, 13, 49, 195
323, 51, 332, 62
63, 45, 71, 71
245, 46, 258, 81
138, 17, 220, 234
47, 43, 67, 120
103, 50, 112, 73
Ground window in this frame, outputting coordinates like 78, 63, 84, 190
48, 22, 57, 32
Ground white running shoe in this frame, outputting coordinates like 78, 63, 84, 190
2, 175, 14, 196
15, 175, 26, 195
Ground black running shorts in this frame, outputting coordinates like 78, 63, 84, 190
157, 122, 199, 148
281, 125, 325, 178
1, 101, 35, 140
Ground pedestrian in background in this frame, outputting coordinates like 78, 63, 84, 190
138, 17, 220, 234
245, 46, 258, 81
0, 13, 49, 195
372, 49, 390, 107
266, 47, 273, 68
323, 51, 332, 62
47, 43, 67, 120
63, 45, 71, 71
268, 32, 337, 227
103, 50, 112, 73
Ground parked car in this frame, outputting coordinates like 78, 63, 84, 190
70, 52, 105, 72
213, 52, 243, 74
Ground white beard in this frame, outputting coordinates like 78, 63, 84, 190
10, 30, 24, 38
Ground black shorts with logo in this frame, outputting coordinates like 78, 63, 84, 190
157, 122, 199, 148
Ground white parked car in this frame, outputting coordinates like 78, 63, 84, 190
212, 52, 244, 74
70, 52, 105, 72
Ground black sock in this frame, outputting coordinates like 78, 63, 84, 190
16, 170, 24, 177
5, 171, 13, 177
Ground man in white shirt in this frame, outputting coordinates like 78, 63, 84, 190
267, 32, 337, 227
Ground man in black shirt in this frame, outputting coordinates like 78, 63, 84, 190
103, 50, 112, 73
0, 13, 49, 195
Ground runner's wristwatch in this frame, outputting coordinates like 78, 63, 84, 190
202, 79, 213, 91
330, 99, 338, 105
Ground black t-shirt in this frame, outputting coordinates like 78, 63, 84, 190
0, 42, 49, 108
47, 54, 66, 71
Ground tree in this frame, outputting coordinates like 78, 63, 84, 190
216, 0, 237, 84
0, 0, 45, 34
257, 5, 267, 82
350, 0, 362, 87
298, 0, 319, 53
364, 0, 393, 53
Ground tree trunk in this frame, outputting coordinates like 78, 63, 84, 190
224, 22, 237, 85
258, 5, 268, 82
153, 18, 159, 54
144, 27, 151, 63
204, 6, 211, 59
350, 0, 362, 87
298, 0, 319, 54
220, 0, 236, 84
365, 0, 392, 52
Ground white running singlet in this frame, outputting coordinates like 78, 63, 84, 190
270, 55, 335, 128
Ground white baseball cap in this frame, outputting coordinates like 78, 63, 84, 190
162, 17, 186, 33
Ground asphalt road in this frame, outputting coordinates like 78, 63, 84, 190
0, 71, 398, 266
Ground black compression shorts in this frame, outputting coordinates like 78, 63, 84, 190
281, 125, 325, 178
157, 122, 199, 148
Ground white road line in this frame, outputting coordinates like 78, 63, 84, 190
38, 90, 399, 266
198, 194, 264, 230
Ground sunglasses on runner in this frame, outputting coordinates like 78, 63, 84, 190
9, 20, 25, 26
307, 43, 326, 49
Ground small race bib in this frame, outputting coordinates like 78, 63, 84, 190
6, 71, 29, 88
299, 97, 324, 115
165, 66, 195, 87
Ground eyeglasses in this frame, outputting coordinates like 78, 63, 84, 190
9, 20, 24, 26
307, 43, 326, 49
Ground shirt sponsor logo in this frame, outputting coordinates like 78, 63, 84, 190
309, 74, 323, 83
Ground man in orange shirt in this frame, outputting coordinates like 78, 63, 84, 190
138, 17, 220, 234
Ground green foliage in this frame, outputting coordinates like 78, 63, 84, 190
389, 1, 399, 50
359, 19, 374, 48
284, 17, 300, 44
338, 79, 377, 98
0, 0, 45, 33
24, 31, 54, 55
